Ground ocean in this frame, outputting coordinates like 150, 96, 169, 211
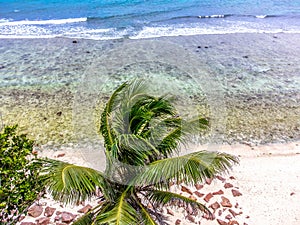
1, 0, 300, 39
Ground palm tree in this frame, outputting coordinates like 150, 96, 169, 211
41, 80, 238, 225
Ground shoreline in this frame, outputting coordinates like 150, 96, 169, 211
1, 32, 299, 146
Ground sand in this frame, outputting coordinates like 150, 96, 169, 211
17, 141, 300, 225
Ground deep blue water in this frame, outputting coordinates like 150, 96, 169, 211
0, 0, 300, 39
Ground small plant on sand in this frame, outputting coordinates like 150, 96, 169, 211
0, 125, 43, 224
42, 80, 238, 224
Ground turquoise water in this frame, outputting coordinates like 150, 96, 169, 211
1, 0, 300, 39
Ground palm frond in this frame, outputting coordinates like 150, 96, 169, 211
146, 189, 212, 217
100, 82, 128, 151
40, 159, 107, 204
135, 199, 159, 225
133, 151, 238, 188
95, 191, 138, 225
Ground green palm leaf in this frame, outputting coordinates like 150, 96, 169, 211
95, 191, 137, 225
146, 189, 212, 217
134, 151, 238, 188
41, 159, 106, 204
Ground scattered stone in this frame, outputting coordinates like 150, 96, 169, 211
216, 175, 226, 182
235, 203, 239, 208
229, 176, 235, 180
167, 208, 174, 216
20, 222, 36, 225
0, 65, 5, 69
54, 215, 60, 221
195, 184, 204, 190
189, 195, 197, 201
194, 191, 204, 198
77, 204, 92, 214
197, 46, 201, 48
44, 206, 56, 217
243, 223, 249, 225
202, 213, 215, 220
213, 190, 224, 195
229, 209, 242, 217
32, 150, 38, 155
206, 178, 213, 185
36, 217, 50, 225
19, 215, 26, 221
56, 211, 62, 215
57, 153, 66, 158
72, 40, 78, 43
56, 111, 62, 116
204, 193, 213, 202
221, 196, 232, 208
28, 205, 43, 218
209, 202, 220, 211
224, 183, 234, 189
245, 215, 250, 219
61, 212, 76, 223
229, 221, 239, 225
186, 215, 195, 223
290, 192, 295, 196
218, 209, 222, 216
217, 219, 228, 225
186, 204, 194, 215
175, 219, 181, 225
181, 186, 193, 195
232, 189, 242, 197
225, 214, 232, 220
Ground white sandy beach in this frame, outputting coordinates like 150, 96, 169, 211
18, 141, 300, 225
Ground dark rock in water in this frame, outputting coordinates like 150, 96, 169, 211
56, 111, 62, 116
197, 46, 201, 48
0, 65, 5, 69
28, 205, 43, 218
72, 40, 78, 43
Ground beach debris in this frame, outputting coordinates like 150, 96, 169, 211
213, 189, 224, 195
61, 212, 77, 223
181, 185, 193, 195
225, 214, 232, 220
195, 184, 204, 190
185, 214, 195, 223
204, 193, 213, 202
216, 175, 226, 182
194, 191, 204, 198
57, 153, 65, 158
77, 204, 92, 214
224, 183, 234, 189
28, 204, 43, 218
44, 206, 56, 217
220, 196, 232, 208
206, 178, 213, 185
229, 209, 242, 217
175, 219, 181, 224
217, 219, 228, 225
35, 217, 50, 225
232, 189, 242, 197
167, 208, 174, 216
209, 202, 221, 211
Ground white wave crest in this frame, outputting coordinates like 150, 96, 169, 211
0, 17, 87, 26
